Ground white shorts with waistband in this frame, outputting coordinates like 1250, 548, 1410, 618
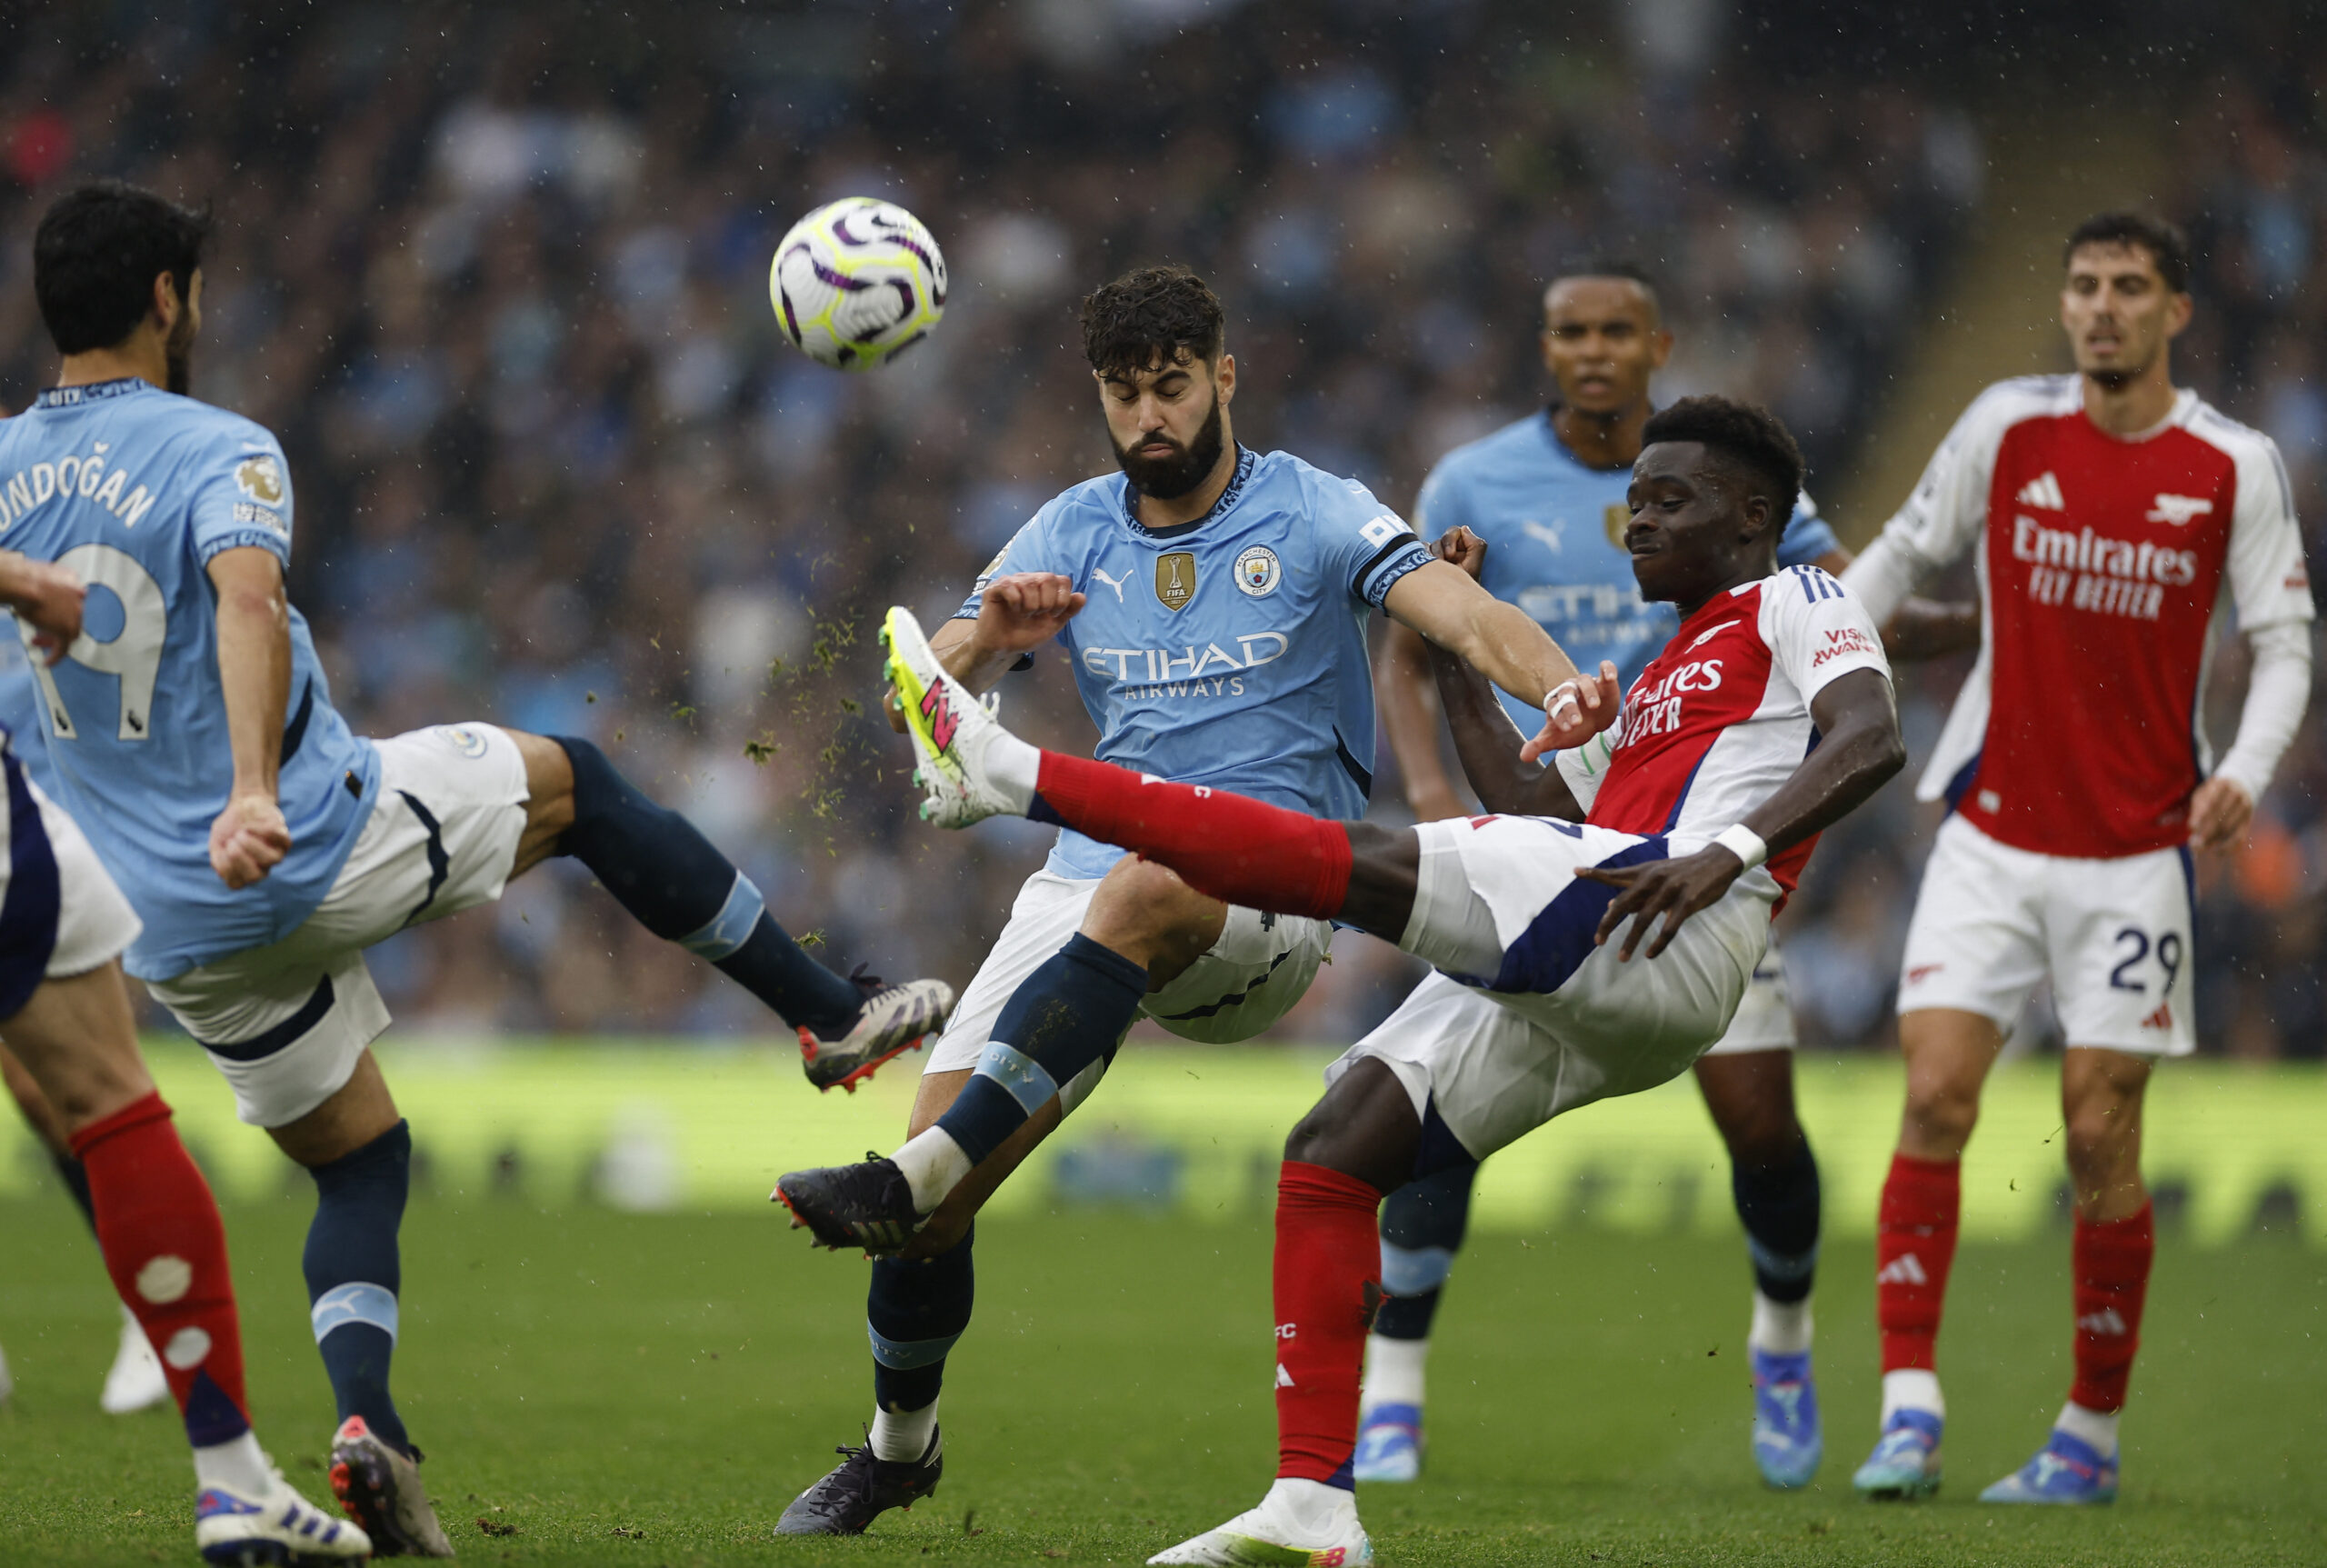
1333, 814, 1773, 1163
147, 724, 531, 1127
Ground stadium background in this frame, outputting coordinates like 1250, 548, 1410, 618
2, 3, 2325, 1563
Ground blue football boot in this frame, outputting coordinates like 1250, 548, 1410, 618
1852, 1408, 1942, 1500
1979, 1429, 2118, 1504
1750, 1348, 1822, 1488
1353, 1403, 1423, 1483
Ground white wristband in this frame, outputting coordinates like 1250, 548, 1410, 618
1713, 823, 1767, 870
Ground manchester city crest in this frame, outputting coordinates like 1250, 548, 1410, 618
1234, 544, 1282, 597
1155, 551, 1197, 612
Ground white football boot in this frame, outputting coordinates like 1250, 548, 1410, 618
797, 974, 957, 1093
195, 1464, 372, 1564
880, 606, 1027, 829
1148, 1479, 1373, 1566
101, 1303, 170, 1414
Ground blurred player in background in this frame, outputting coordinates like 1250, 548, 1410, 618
0, 181, 953, 1555
0, 554, 366, 1563
1365, 262, 1976, 1488
880, 396, 1908, 1564
2, 1043, 169, 1413
1842, 213, 2314, 1504
771, 265, 1583, 1536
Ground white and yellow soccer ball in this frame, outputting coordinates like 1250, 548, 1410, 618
769, 198, 948, 370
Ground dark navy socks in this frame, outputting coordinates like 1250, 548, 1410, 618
1374, 1160, 1478, 1340
1734, 1139, 1821, 1303
551, 736, 863, 1036
305, 1121, 412, 1456
868, 1224, 975, 1417
933, 934, 1147, 1167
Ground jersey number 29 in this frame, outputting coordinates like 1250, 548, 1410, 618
15, 544, 166, 742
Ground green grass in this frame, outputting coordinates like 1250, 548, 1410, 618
3, 1196, 2323, 1565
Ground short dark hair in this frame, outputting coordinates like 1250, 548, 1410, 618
2064, 212, 2192, 294
34, 182, 211, 355
1547, 257, 1661, 320
1640, 394, 1804, 528
1080, 264, 1225, 379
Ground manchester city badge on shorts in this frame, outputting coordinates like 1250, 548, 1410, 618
1234, 544, 1282, 597
434, 724, 490, 759
1155, 550, 1197, 612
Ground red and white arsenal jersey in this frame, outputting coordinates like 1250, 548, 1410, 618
1560, 564, 1893, 900
1871, 375, 2312, 858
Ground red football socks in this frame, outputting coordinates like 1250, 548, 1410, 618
1876, 1152, 1960, 1373
69, 1093, 252, 1446
1032, 752, 1353, 920
1272, 1161, 1384, 1485
2069, 1202, 2152, 1413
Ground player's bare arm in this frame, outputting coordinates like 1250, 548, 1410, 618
1579, 665, 1904, 961
1381, 551, 1588, 757
0, 549, 85, 664
883, 572, 1085, 732
1423, 638, 1592, 819
205, 545, 293, 890
1375, 619, 1468, 821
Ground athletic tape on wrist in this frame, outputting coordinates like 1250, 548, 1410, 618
1713, 823, 1768, 870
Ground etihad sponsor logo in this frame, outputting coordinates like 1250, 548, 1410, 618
2145, 493, 2213, 525
1155, 550, 1197, 612
2015, 471, 2065, 510
1813, 626, 1879, 667
0, 441, 158, 530
2014, 515, 2199, 622
1876, 1253, 1928, 1286
1082, 633, 1289, 694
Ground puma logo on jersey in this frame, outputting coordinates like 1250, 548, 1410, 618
1876, 1253, 1928, 1286
2145, 493, 2213, 526
2015, 471, 2065, 510
2076, 1308, 2128, 1335
1518, 519, 1563, 551
1089, 565, 1130, 602
2140, 1002, 2172, 1030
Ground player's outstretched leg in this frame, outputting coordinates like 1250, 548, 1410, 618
544, 734, 954, 1089
1697, 1051, 1823, 1489
3, 1044, 171, 1413
1355, 1160, 1478, 1483
1152, 1063, 1423, 1567
10, 965, 369, 1564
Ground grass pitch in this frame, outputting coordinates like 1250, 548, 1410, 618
4, 1195, 2322, 1565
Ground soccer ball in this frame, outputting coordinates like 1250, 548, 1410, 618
769, 198, 948, 370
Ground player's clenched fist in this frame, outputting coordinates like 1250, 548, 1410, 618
973, 571, 1086, 653
1432, 524, 1487, 579
209, 793, 292, 890
0, 552, 85, 665
1523, 659, 1622, 762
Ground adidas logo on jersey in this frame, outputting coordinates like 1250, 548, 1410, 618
1275, 1363, 1295, 1388
2075, 1308, 2129, 1336
1876, 1253, 1929, 1286
2016, 471, 2065, 510
2141, 1002, 2172, 1030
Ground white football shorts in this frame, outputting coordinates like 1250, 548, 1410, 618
148, 724, 531, 1127
1895, 814, 2196, 1056
1333, 814, 1773, 1162
0, 751, 141, 1018
924, 866, 1331, 1113
1700, 932, 1797, 1055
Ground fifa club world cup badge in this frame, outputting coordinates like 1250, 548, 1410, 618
1235, 544, 1282, 597
1155, 551, 1197, 612
1603, 503, 1629, 549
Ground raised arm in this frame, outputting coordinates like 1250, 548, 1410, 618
1376, 618, 1469, 822
1380, 551, 1583, 754
884, 572, 1085, 732
1423, 635, 1585, 818
206, 545, 294, 889
1580, 667, 1906, 960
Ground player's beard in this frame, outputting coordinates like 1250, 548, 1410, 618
1113, 390, 1224, 501
164, 307, 195, 395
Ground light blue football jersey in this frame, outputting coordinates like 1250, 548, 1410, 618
1414, 411, 1843, 733
0, 378, 376, 981
958, 446, 1432, 879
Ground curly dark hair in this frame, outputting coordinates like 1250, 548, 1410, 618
35, 181, 211, 355
2064, 211, 2192, 294
1640, 394, 1804, 527
1079, 264, 1224, 378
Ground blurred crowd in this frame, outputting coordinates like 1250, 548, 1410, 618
0, 1, 2312, 1054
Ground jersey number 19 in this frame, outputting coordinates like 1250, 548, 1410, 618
16, 544, 166, 741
